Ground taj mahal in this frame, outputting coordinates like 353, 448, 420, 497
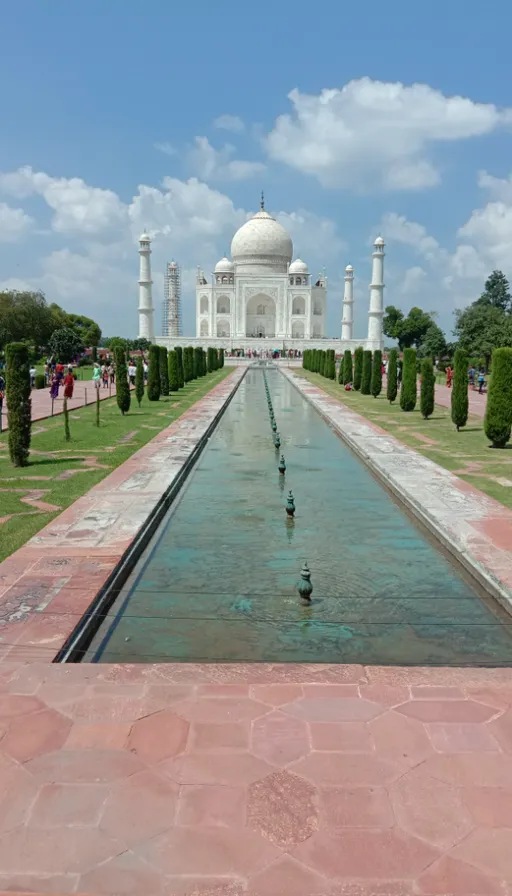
138, 195, 385, 353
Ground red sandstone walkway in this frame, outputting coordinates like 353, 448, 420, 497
434, 382, 487, 418
0, 663, 512, 895
1, 380, 131, 433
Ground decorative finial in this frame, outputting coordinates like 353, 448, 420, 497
297, 562, 313, 605
278, 454, 286, 475
286, 490, 295, 517
260, 190, 265, 210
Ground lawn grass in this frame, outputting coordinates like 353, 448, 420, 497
297, 369, 512, 511
0, 368, 231, 562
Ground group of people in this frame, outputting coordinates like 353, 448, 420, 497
445, 365, 486, 394
92, 362, 115, 389
49, 363, 75, 401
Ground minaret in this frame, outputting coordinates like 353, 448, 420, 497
367, 236, 385, 349
341, 264, 354, 341
138, 231, 155, 341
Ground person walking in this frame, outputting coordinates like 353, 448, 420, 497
49, 371, 60, 400
63, 366, 74, 400
478, 369, 486, 394
92, 363, 101, 391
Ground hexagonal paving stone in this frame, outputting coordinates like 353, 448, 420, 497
161, 751, 277, 786
319, 786, 394, 829
247, 770, 318, 848
126, 710, 189, 763
389, 766, 473, 850
172, 697, 269, 724
395, 700, 497, 723
451, 828, 512, 878
79, 850, 166, 896
290, 753, 404, 787
24, 748, 145, 783
488, 707, 512, 753
0, 764, 40, 836
247, 855, 328, 896
283, 697, 384, 723
177, 784, 246, 828
1, 708, 72, 763
369, 709, 434, 767
0, 694, 44, 719
421, 753, 512, 788
0, 826, 124, 875
251, 711, 310, 767
100, 769, 178, 847
138, 826, 281, 876
29, 783, 107, 828
416, 854, 504, 895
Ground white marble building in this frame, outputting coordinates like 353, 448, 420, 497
195, 197, 327, 341
138, 198, 385, 353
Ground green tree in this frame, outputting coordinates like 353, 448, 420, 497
318, 350, 325, 377
66, 313, 101, 348
418, 323, 447, 360
5, 342, 31, 466
135, 356, 144, 407
353, 347, 363, 390
104, 336, 128, 353
168, 350, 179, 391
454, 303, 508, 368
341, 350, 353, 385
400, 347, 417, 412
159, 346, 169, 396
114, 346, 131, 415
194, 347, 202, 379
131, 337, 152, 352
484, 347, 512, 447
371, 349, 382, 397
361, 350, 372, 394
477, 270, 511, 313
0, 290, 53, 351
384, 305, 434, 350
451, 349, 469, 431
219, 348, 224, 368
147, 345, 161, 401
48, 328, 84, 363
207, 347, 216, 373
175, 346, 185, 388
325, 349, 336, 380
184, 346, 193, 381
420, 357, 435, 419
387, 348, 398, 403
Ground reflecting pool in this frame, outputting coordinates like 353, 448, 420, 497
86, 368, 512, 665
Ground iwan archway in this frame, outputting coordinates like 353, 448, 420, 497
246, 293, 276, 338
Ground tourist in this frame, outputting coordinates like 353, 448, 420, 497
446, 366, 453, 388
29, 365, 36, 388
344, 382, 353, 391
468, 365, 476, 389
109, 363, 115, 384
143, 359, 148, 382
102, 365, 109, 389
49, 371, 60, 401
92, 363, 101, 390
128, 360, 136, 385
478, 369, 486, 394
63, 366, 74, 400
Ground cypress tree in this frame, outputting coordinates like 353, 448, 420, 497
183, 347, 193, 382
114, 346, 131, 415
159, 346, 169, 396
328, 350, 336, 380
194, 347, 202, 379
361, 350, 372, 394
207, 347, 215, 373
420, 357, 435, 419
5, 342, 31, 467
219, 348, 224, 368
135, 356, 144, 407
340, 350, 352, 385
387, 348, 398, 403
175, 346, 184, 388
63, 397, 71, 442
353, 347, 363, 390
371, 349, 383, 398
168, 349, 179, 392
400, 347, 417, 412
451, 349, 469, 431
484, 347, 512, 448
312, 349, 318, 372
318, 350, 325, 377
200, 348, 207, 376
147, 344, 161, 401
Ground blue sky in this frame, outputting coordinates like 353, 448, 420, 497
1, 0, 512, 339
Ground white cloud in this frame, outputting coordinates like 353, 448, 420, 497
0, 202, 33, 242
0, 166, 127, 234
379, 213, 442, 261
400, 266, 427, 295
477, 170, 512, 203
213, 114, 245, 134
187, 137, 266, 182
265, 79, 512, 191
154, 142, 177, 156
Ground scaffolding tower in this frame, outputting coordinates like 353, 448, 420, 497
162, 260, 182, 337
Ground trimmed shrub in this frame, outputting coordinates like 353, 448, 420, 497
361, 350, 372, 395
175, 346, 185, 388
168, 350, 179, 391
341, 350, 352, 385
371, 350, 383, 398
400, 347, 417, 412
219, 348, 224, 369
135, 356, 144, 407
318, 350, 325, 377
159, 346, 169, 396
420, 358, 435, 419
353, 347, 363, 390
451, 349, 469, 431
63, 398, 71, 442
194, 347, 202, 379
484, 347, 512, 448
5, 342, 31, 467
387, 348, 398, 403
199, 347, 206, 376
147, 345, 161, 402
34, 373, 45, 390
114, 346, 131, 414
183, 347, 193, 382
207, 347, 216, 373
327, 349, 336, 380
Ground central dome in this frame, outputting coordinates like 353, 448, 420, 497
231, 208, 293, 274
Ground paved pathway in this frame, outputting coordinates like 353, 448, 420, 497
434, 382, 487, 418
1, 380, 129, 433
0, 663, 511, 894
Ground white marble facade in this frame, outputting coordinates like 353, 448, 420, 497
195, 199, 327, 341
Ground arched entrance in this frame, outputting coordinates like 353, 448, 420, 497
292, 320, 305, 339
245, 293, 276, 338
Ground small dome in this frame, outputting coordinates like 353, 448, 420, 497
231, 209, 293, 268
139, 232, 151, 242
374, 236, 385, 246
345, 264, 354, 272
289, 258, 309, 274
214, 256, 234, 273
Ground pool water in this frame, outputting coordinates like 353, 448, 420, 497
86, 368, 512, 665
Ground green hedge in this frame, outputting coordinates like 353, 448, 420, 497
353, 347, 363, 390
341, 350, 352, 385
400, 348, 417, 412
168, 350, 179, 391
361, 350, 372, 394
114, 346, 131, 414
5, 342, 31, 467
387, 348, 398, 403
371, 350, 382, 398
175, 346, 184, 388
420, 357, 435, 419
135, 356, 144, 407
451, 349, 468, 431
484, 347, 512, 448
159, 346, 169, 396
147, 345, 161, 401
